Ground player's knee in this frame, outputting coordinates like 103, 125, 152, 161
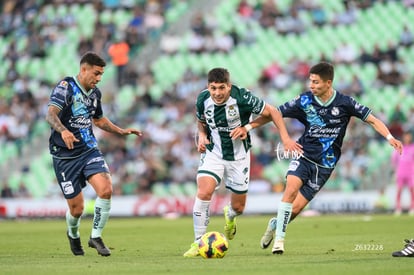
197, 191, 213, 201
70, 205, 84, 218
97, 186, 112, 199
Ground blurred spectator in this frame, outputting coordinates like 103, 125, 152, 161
143, 1, 165, 39
391, 131, 414, 215
376, 56, 404, 86
237, 0, 254, 19
311, 4, 327, 27
332, 0, 358, 25
77, 36, 94, 56
160, 32, 180, 55
399, 24, 413, 47
15, 181, 31, 198
257, 0, 282, 28
108, 34, 130, 87
1, 183, 14, 198
333, 42, 358, 64
275, 8, 306, 35
345, 74, 364, 97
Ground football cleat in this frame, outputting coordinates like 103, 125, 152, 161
260, 217, 277, 249
67, 231, 84, 256
392, 239, 414, 257
272, 240, 285, 254
88, 236, 111, 256
183, 242, 200, 258
223, 205, 237, 240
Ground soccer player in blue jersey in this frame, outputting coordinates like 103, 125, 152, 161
245, 62, 403, 254
183, 67, 303, 257
46, 52, 142, 256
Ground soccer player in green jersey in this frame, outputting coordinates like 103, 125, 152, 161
183, 67, 302, 257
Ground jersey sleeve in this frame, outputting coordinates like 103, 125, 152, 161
195, 90, 209, 122
48, 80, 71, 109
93, 89, 104, 119
238, 87, 265, 115
279, 94, 303, 119
347, 96, 372, 121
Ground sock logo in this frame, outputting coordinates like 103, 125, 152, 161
93, 207, 102, 229
282, 211, 290, 232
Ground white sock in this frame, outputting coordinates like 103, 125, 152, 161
66, 210, 81, 238
193, 197, 211, 242
91, 197, 111, 238
275, 201, 292, 241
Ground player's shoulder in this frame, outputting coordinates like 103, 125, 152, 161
231, 84, 250, 95
230, 85, 259, 103
196, 89, 211, 104
56, 76, 73, 89
197, 88, 210, 99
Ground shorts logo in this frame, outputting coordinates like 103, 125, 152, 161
307, 180, 320, 191
61, 181, 74, 195
288, 160, 300, 171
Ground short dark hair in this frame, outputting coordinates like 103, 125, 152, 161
80, 51, 106, 67
207, 68, 230, 84
309, 62, 334, 81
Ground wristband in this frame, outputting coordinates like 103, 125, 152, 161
386, 133, 393, 141
244, 124, 253, 132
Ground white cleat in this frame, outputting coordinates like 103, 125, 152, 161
272, 239, 285, 254
260, 217, 276, 249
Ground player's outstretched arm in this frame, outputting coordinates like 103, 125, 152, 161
231, 104, 302, 153
93, 117, 142, 137
365, 114, 403, 154
264, 104, 302, 153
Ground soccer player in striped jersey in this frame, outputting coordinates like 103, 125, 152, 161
183, 67, 302, 257
249, 62, 403, 255
46, 52, 142, 256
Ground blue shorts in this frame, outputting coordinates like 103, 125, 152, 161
286, 158, 334, 201
52, 149, 110, 199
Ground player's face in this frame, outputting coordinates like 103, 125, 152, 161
208, 82, 231, 105
80, 64, 104, 90
309, 74, 332, 99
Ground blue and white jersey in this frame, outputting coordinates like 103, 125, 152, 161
279, 90, 371, 168
196, 85, 265, 161
48, 76, 103, 158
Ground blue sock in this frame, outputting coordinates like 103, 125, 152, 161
275, 202, 292, 241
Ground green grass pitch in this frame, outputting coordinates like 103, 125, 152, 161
0, 214, 413, 274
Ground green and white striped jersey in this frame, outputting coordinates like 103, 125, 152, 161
196, 85, 265, 161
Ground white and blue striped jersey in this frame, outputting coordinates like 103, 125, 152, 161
196, 85, 265, 161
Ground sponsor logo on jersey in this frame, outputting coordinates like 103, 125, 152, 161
58, 80, 68, 88
69, 116, 91, 129
319, 108, 328, 115
331, 107, 339, 116
227, 105, 237, 117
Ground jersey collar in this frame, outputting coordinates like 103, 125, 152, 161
74, 76, 94, 96
315, 89, 336, 106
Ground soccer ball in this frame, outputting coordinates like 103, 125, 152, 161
198, 231, 229, 259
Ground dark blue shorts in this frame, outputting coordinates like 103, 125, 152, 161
286, 158, 334, 201
52, 149, 110, 199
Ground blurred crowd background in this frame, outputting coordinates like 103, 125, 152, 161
0, 0, 413, 199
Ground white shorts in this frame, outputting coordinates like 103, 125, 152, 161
197, 151, 250, 194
